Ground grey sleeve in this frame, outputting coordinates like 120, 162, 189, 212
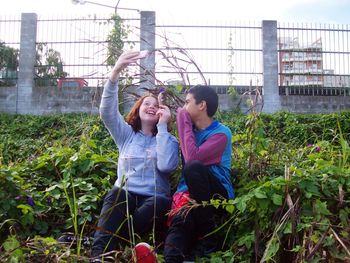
156, 123, 179, 173
99, 79, 133, 149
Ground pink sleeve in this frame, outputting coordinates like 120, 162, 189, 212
176, 108, 228, 165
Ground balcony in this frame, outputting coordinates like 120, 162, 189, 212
282, 68, 323, 74
281, 55, 322, 62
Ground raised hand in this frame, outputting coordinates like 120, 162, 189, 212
156, 105, 171, 125
109, 50, 147, 82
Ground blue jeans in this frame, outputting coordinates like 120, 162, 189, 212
91, 186, 171, 256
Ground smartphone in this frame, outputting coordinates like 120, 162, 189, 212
137, 50, 149, 59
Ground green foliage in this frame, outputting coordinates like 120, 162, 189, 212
106, 14, 132, 66
1, 111, 350, 262
35, 43, 68, 86
0, 114, 116, 243
0, 42, 18, 71
0, 41, 19, 86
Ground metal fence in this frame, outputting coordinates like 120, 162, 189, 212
278, 22, 350, 96
0, 15, 21, 86
153, 21, 263, 87
1, 13, 350, 96
35, 13, 141, 87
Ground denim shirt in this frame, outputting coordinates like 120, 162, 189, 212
100, 80, 179, 197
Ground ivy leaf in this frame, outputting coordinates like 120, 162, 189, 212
17, 204, 33, 215
3, 235, 23, 260
87, 139, 97, 148
272, 194, 283, 206
78, 159, 94, 174
315, 200, 331, 216
254, 189, 267, 199
224, 199, 235, 214
210, 199, 221, 209
3, 235, 20, 251
283, 222, 292, 234
235, 198, 247, 213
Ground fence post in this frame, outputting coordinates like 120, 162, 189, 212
140, 11, 156, 92
17, 13, 37, 114
262, 20, 281, 113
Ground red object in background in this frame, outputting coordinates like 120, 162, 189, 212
57, 78, 88, 88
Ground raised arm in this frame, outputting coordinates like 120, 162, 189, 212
176, 108, 227, 165
99, 51, 142, 148
154, 97, 179, 172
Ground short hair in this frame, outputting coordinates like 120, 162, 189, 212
126, 95, 172, 135
187, 85, 218, 117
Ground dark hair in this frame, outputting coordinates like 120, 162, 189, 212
187, 85, 218, 117
126, 95, 172, 135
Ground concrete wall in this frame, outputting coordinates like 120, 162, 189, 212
217, 94, 350, 113
280, 96, 350, 113
0, 87, 17, 114
30, 86, 101, 115
0, 85, 101, 115
2, 85, 350, 115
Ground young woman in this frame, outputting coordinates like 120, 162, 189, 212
91, 51, 179, 260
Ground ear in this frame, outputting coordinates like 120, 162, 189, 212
199, 100, 207, 111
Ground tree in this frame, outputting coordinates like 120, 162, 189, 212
35, 43, 68, 86
0, 42, 19, 86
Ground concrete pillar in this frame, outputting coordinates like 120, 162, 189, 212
140, 11, 156, 92
17, 13, 37, 114
262, 20, 281, 113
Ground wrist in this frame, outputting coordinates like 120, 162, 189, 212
157, 122, 168, 132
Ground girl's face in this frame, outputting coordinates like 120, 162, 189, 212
139, 96, 160, 125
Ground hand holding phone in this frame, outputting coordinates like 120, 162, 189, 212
137, 50, 149, 59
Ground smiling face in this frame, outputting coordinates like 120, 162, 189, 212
139, 96, 160, 125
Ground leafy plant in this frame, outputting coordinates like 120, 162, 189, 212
35, 43, 68, 86
1, 112, 350, 262
106, 14, 132, 67
0, 41, 19, 86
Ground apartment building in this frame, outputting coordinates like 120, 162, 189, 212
278, 37, 323, 87
279, 37, 350, 89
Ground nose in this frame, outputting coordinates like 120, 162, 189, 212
150, 104, 159, 110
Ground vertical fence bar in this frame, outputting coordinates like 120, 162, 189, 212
17, 13, 37, 114
140, 11, 156, 93
262, 20, 280, 113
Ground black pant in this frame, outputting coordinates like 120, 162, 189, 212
91, 186, 171, 256
164, 160, 228, 263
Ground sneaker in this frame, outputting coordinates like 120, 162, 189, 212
90, 256, 115, 263
133, 242, 158, 263
57, 233, 91, 247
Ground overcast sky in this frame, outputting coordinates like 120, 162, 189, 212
1, 0, 350, 25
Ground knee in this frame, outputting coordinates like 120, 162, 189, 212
183, 160, 205, 183
103, 187, 126, 204
183, 160, 204, 175
154, 195, 172, 211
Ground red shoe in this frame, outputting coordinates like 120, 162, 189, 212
134, 242, 158, 263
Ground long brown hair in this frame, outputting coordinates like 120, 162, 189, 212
126, 95, 172, 135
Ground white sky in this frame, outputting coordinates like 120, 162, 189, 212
1, 0, 350, 25
1, 0, 349, 86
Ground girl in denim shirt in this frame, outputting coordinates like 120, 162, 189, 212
91, 51, 179, 261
